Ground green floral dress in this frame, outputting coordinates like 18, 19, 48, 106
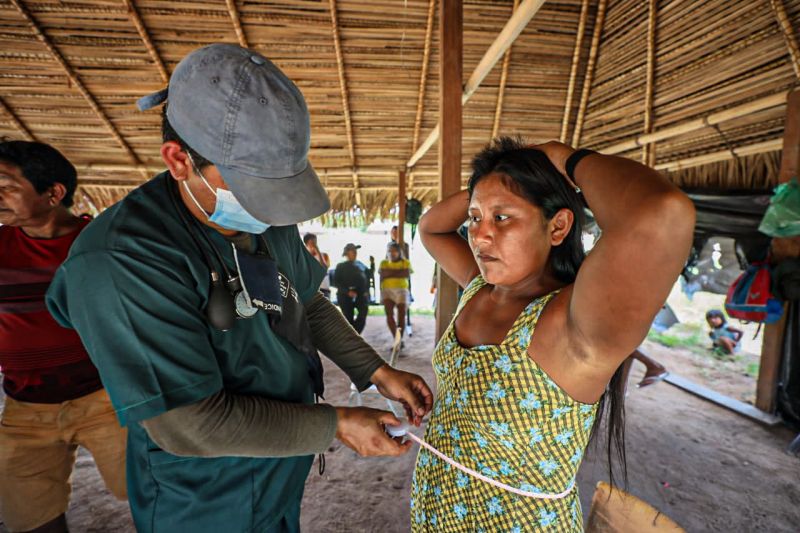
411, 276, 598, 532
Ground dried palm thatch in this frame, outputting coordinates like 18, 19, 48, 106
0, 0, 798, 220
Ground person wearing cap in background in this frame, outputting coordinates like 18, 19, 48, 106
45, 44, 432, 533
333, 243, 370, 333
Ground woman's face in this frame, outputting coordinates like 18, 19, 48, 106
467, 172, 571, 288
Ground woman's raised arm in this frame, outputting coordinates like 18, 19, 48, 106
418, 189, 480, 288
539, 142, 696, 365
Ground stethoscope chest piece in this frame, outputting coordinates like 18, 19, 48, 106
235, 290, 258, 318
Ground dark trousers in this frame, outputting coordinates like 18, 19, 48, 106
338, 292, 369, 334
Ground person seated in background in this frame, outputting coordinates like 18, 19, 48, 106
706, 309, 743, 355
388, 225, 410, 259
304, 232, 331, 299
380, 243, 412, 341
334, 243, 370, 333
0, 141, 127, 533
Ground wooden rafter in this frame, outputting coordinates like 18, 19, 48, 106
408, 0, 437, 191
769, 0, 800, 79
642, 0, 657, 166
122, 0, 169, 83
9, 0, 146, 179
559, 0, 590, 143
571, 0, 607, 147
408, 0, 547, 168
328, 0, 361, 206
655, 138, 782, 172
0, 96, 36, 141
225, 0, 249, 48
603, 91, 788, 154
490, 0, 519, 140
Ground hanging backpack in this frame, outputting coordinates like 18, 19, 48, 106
725, 262, 783, 323
405, 198, 424, 242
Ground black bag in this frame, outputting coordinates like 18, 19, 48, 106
772, 258, 800, 302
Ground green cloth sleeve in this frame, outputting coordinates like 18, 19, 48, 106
305, 292, 386, 391
140, 390, 338, 458
46, 250, 223, 426
284, 226, 326, 304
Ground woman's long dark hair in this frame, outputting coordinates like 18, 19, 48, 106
468, 136, 627, 487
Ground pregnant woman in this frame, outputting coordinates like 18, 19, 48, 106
411, 138, 695, 531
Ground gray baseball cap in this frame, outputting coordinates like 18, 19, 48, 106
137, 43, 330, 226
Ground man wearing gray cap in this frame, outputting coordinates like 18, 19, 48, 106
46, 44, 432, 533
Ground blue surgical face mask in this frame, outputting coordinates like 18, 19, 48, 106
182, 156, 270, 234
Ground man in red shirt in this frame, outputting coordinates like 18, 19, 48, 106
0, 141, 126, 533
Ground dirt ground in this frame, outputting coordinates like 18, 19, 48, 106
2, 316, 798, 533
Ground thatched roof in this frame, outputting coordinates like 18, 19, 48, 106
0, 0, 798, 217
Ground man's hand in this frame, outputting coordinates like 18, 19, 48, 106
335, 406, 411, 457
370, 365, 433, 426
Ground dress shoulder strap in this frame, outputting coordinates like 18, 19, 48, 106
454, 275, 486, 315
507, 289, 561, 349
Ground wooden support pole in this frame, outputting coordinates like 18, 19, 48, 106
0, 96, 36, 141
10, 0, 147, 180
328, 0, 361, 207
559, 0, 590, 143
408, 0, 546, 169
122, 0, 169, 83
408, 0, 436, 192
225, 0, 249, 48
769, 0, 800, 80
435, 0, 462, 342
756, 89, 800, 413
490, 0, 519, 140
642, 0, 657, 166
572, 0, 607, 147
603, 91, 789, 155
398, 170, 407, 249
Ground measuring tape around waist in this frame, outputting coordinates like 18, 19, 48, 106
397, 428, 576, 500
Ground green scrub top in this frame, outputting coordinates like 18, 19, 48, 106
46, 173, 326, 533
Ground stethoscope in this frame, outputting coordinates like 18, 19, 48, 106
166, 176, 257, 331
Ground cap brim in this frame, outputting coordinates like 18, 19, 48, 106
219, 163, 331, 226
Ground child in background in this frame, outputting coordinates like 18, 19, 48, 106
706, 309, 743, 355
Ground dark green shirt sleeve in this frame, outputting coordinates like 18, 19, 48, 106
306, 292, 385, 391
46, 250, 223, 426
140, 390, 338, 458
282, 226, 325, 304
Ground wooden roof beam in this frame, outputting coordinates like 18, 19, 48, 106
328, 0, 361, 206
407, 0, 548, 169
642, 0, 657, 166
407, 0, 436, 191
571, 0, 607, 147
225, 0, 249, 49
121, 0, 169, 83
490, 0, 519, 140
769, 0, 800, 80
0, 96, 36, 141
655, 138, 782, 172
10, 0, 147, 179
559, 0, 590, 143
603, 91, 789, 155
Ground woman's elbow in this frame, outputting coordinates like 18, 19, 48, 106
649, 190, 695, 241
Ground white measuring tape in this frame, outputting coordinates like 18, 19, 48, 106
388, 422, 575, 500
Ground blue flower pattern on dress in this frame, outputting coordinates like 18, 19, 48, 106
411, 276, 598, 532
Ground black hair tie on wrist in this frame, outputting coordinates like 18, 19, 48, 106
565, 148, 596, 183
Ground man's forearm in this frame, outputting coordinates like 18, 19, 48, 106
306, 292, 385, 390
140, 390, 337, 458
